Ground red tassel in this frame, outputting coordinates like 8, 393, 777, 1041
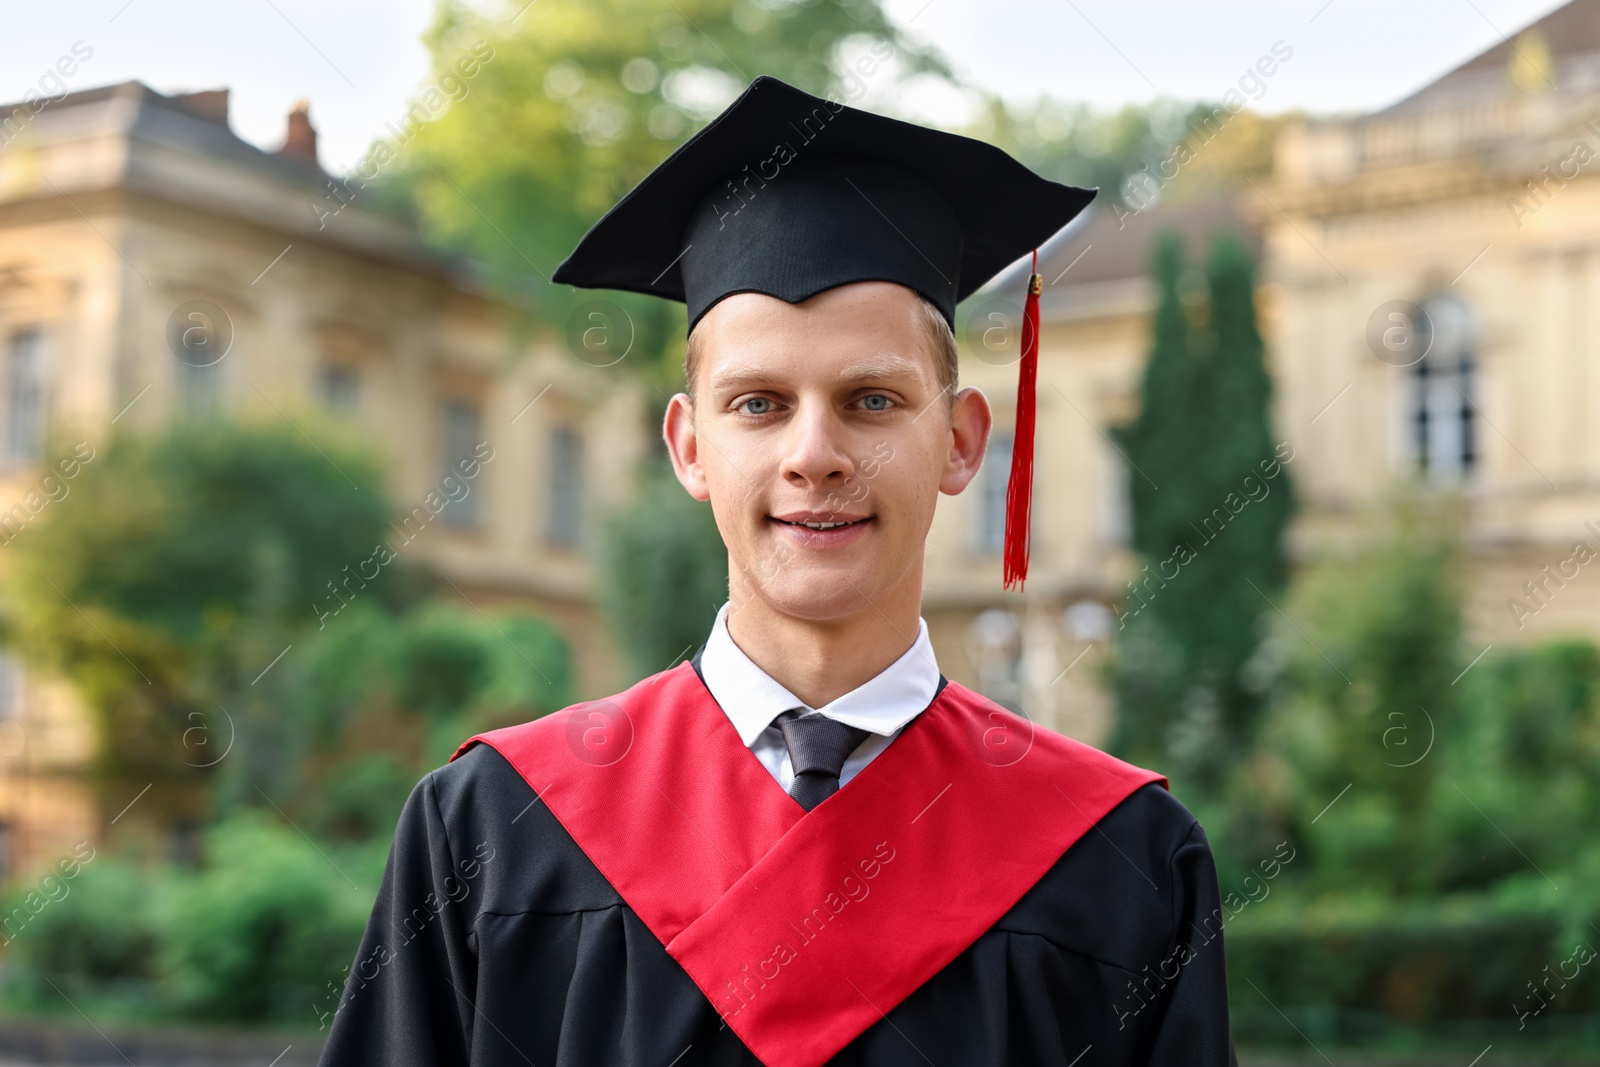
1003, 250, 1041, 592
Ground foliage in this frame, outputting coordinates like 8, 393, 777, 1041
1109, 231, 1293, 788
971, 96, 1294, 216
0, 857, 160, 1010
595, 459, 728, 679
1, 815, 381, 1024
0, 420, 573, 842
1205, 493, 1600, 1031
968, 96, 1192, 203
1214, 491, 1464, 888
1225, 891, 1600, 1045
5, 423, 393, 650
0, 422, 394, 809
1162, 107, 1294, 198
155, 813, 374, 1020
282, 599, 573, 839
384, 0, 954, 383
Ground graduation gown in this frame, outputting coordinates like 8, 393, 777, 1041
318, 661, 1237, 1066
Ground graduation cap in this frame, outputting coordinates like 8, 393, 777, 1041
553, 75, 1096, 591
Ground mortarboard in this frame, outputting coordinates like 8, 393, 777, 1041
552, 75, 1096, 591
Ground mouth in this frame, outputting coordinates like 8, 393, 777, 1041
771, 515, 871, 530
768, 512, 875, 547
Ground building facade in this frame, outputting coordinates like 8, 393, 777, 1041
922, 0, 1600, 744
1262, 0, 1600, 647
0, 81, 645, 877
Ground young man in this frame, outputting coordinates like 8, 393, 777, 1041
320, 76, 1236, 1066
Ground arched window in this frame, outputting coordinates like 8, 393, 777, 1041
1410, 293, 1476, 482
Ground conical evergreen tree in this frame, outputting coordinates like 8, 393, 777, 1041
1109, 233, 1197, 771
1110, 231, 1293, 788
1124, 233, 1201, 566
1189, 233, 1294, 749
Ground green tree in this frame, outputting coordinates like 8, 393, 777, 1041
1110, 232, 1293, 787
596, 459, 727, 679
1235, 488, 1600, 901
1122, 234, 1194, 569
1192, 234, 1294, 720
283, 598, 572, 840
0, 815, 383, 1023
1212, 494, 1600, 1033
1, 422, 395, 826
0, 420, 574, 840
970, 95, 1296, 219
1104, 234, 1192, 771
385, 0, 954, 383
968, 96, 1183, 201
1222, 490, 1462, 890
153, 812, 377, 1020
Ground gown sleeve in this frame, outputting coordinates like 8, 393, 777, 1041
1141, 820, 1240, 1067
318, 770, 479, 1066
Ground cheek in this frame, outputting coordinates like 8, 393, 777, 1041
870, 463, 940, 524
706, 483, 758, 547
697, 430, 765, 500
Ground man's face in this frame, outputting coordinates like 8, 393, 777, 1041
664, 281, 991, 624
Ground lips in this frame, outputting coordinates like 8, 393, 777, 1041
768, 511, 875, 547
770, 511, 872, 531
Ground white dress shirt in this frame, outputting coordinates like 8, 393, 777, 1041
698, 601, 942, 791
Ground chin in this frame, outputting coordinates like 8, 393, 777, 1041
739, 556, 899, 623
765, 586, 867, 623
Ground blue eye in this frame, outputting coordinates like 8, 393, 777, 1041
861, 394, 891, 411
741, 397, 773, 415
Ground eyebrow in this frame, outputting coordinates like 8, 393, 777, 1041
708, 354, 930, 394
832, 355, 928, 384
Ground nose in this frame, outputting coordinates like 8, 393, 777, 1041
779, 397, 856, 492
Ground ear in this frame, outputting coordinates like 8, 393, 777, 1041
939, 386, 992, 496
663, 392, 711, 502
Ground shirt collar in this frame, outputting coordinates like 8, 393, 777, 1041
700, 601, 941, 747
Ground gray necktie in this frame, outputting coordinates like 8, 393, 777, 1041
773, 709, 871, 811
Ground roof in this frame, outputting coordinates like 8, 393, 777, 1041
0, 80, 468, 284
977, 190, 1260, 322
1, 81, 327, 185
1444, 0, 1598, 77
1379, 0, 1600, 116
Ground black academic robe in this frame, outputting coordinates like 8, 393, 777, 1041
318, 665, 1236, 1067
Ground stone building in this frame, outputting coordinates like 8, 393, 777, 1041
1262, 0, 1600, 646
922, 0, 1600, 742
0, 81, 644, 877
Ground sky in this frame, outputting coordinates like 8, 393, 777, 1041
0, 0, 1576, 173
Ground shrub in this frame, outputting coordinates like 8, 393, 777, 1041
0, 856, 160, 1013
157, 812, 373, 1020
0, 815, 375, 1023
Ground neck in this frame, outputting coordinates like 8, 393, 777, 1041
724, 567, 925, 708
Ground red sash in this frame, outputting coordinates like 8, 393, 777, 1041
451, 662, 1164, 1067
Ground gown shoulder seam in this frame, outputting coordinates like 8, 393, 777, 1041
1165, 818, 1205, 932
423, 768, 464, 878
475, 900, 632, 921
989, 925, 1147, 979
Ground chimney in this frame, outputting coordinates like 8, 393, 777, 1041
279, 99, 318, 166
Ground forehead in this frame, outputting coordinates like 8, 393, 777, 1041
693, 281, 939, 393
